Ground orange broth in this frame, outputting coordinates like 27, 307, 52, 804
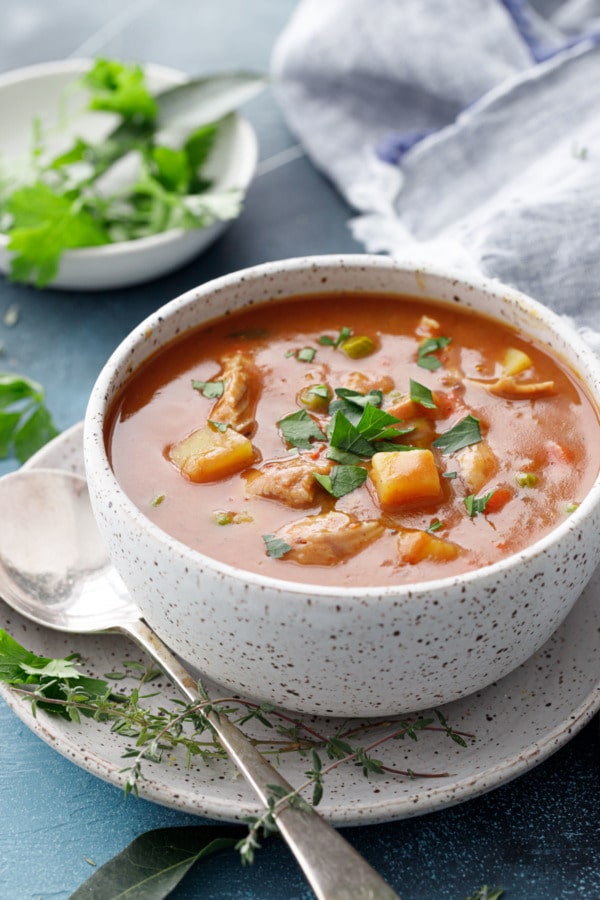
106, 293, 600, 586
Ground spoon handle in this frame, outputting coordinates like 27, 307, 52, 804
119, 617, 399, 900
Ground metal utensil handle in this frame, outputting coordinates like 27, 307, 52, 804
120, 618, 400, 900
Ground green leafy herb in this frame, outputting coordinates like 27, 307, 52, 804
262, 534, 292, 559
83, 58, 158, 123
417, 336, 451, 370
409, 378, 437, 409
0, 373, 58, 462
314, 465, 368, 498
0, 61, 266, 286
328, 387, 384, 425
464, 492, 495, 517
432, 414, 481, 454
69, 825, 246, 900
0, 629, 115, 720
150, 494, 165, 507
277, 409, 326, 449
442, 471, 457, 479
327, 409, 377, 458
297, 347, 316, 362
426, 519, 443, 534
318, 326, 352, 348
191, 379, 225, 399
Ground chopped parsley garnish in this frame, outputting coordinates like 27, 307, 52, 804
417, 336, 451, 370
464, 492, 495, 517
409, 379, 437, 409
192, 379, 225, 399
314, 465, 368, 498
327, 410, 375, 458
426, 519, 443, 534
277, 409, 326, 449
262, 534, 291, 558
433, 414, 481, 454
305, 384, 330, 400
442, 471, 458, 479
318, 326, 352, 349
286, 347, 317, 362
207, 420, 229, 432
329, 388, 384, 424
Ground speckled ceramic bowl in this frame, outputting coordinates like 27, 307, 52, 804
83, 255, 600, 717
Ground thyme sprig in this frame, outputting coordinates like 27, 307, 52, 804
1, 628, 474, 862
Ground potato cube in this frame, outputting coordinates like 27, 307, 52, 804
503, 347, 532, 375
169, 424, 254, 483
397, 530, 461, 564
370, 449, 441, 509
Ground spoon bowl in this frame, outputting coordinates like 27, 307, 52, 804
0, 466, 398, 900
0, 468, 140, 631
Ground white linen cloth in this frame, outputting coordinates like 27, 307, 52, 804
271, 1, 600, 343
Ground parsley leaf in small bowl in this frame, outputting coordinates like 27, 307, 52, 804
0, 59, 264, 290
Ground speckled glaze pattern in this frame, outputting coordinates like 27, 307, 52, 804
83, 256, 600, 717
1, 423, 598, 824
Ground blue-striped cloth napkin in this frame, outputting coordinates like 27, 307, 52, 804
272, 0, 600, 343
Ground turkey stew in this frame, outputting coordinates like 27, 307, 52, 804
106, 292, 600, 587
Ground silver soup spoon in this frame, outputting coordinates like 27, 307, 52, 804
0, 467, 399, 900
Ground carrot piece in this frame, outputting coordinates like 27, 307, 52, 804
397, 530, 461, 564
485, 486, 513, 514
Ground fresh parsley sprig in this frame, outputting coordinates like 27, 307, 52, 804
0, 372, 58, 462
417, 335, 451, 370
0, 60, 266, 286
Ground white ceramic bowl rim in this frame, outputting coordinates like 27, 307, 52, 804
85, 254, 600, 601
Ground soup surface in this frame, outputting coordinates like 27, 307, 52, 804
107, 293, 600, 586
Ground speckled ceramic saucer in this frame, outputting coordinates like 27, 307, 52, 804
1, 422, 598, 825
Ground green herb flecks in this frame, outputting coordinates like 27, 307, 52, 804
409, 378, 437, 409
433, 414, 481, 454
262, 534, 292, 559
426, 519, 443, 534
277, 409, 326, 449
192, 379, 225, 399
464, 492, 495, 517
417, 336, 451, 370
314, 465, 368, 498
318, 326, 352, 349
298, 383, 331, 412
0, 373, 58, 462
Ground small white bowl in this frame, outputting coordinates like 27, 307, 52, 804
84, 255, 600, 716
0, 59, 258, 290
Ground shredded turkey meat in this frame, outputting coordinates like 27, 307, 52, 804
210, 352, 261, 436
275, 510, 384, 565
245, 455, 332, 508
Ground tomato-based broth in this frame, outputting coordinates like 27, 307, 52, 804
106, 293, 600, 586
